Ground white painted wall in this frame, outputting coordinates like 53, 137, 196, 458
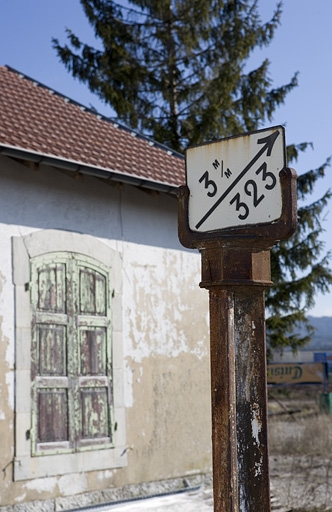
0, 154, 211, 507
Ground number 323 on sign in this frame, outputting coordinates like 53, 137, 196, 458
186, 126, 286, 233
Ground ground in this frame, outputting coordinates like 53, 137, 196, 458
74, 386, 332, 511
267, 385, 332, 511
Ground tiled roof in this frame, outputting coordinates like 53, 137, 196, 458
0, 65, 185, 191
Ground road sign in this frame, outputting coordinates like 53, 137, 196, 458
186, 126, 286, 233
178, 126, 297, 512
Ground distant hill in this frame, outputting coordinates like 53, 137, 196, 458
297, 316, 332, 351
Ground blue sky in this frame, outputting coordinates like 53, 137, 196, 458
1, 1, 331, 317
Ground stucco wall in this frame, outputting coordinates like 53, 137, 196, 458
0, 155, 212, 507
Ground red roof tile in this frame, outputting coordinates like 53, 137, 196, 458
0, 66, 185, 189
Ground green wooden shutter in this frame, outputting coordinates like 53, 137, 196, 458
75, 258, 113, 450
30, 253, 113, 456
30, 258, 72, 455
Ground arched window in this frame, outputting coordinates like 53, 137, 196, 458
13, 231, 126, 480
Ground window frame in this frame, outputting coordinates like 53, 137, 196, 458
13, 230, 127, 481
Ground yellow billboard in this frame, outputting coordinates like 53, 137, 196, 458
267, 362, 326, 385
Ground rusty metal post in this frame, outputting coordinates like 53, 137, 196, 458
200, 244, 272, 511
177, 163, 297, 512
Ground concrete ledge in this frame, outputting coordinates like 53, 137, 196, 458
0, 473, 212, 512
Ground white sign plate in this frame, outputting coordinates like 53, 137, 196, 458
186, 126, 286, 232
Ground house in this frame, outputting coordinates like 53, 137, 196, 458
0, 65, 212, 511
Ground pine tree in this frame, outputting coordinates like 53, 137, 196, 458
52, 0, 297, 152
53, 0, 332, 353
266, 147, 332, 357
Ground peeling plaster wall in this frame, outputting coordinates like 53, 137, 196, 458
0, 155, 212, 507
121, 244, 212, 485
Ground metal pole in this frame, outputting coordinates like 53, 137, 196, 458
208, 287, 239, 511
200, 246, 271, 512
177, 165, 297, 512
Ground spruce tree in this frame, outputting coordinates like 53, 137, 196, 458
52, 0, 297, 152
266, 147, 332, 357
53, 0, 332, 353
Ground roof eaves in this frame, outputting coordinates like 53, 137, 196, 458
0, 143, 178, 194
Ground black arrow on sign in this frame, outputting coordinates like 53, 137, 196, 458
195, 130, 280, 229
